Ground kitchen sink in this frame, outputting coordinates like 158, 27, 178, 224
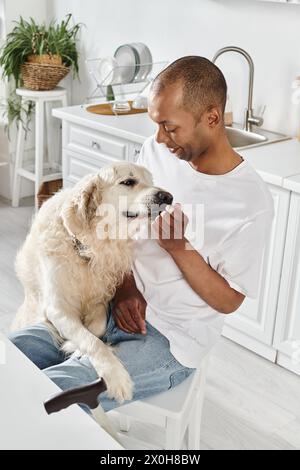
226, 123, 291, 150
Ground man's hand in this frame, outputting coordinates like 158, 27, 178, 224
112, 273, 147, 335
152, 203, 189, 253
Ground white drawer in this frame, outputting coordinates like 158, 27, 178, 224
128, 142, 142, 163
67, 124, 128, 161
63, 178, 75, 189
63, 150, 114, 183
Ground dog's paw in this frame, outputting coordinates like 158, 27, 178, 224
61, 340, 77, 355
101, 360, 133, 404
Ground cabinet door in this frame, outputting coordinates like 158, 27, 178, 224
66, 123, 128, 162
128, 143, 142, 163
222, 185, 290, 361
274, 192, 300, 375
63, 149, 122, 184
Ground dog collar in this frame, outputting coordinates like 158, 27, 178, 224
70, 235, 91, 262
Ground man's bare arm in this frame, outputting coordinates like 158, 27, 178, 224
153, 204, 245, 314
168, 241, 245, 314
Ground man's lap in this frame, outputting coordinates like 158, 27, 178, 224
9, 307, 195, 412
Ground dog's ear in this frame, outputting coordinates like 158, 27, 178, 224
76, 174, 103, 223
61, 174, 104, 235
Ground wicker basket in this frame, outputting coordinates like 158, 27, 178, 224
21, 62, 70, 91
27, 54, 63, 66
37, 179, 63, 209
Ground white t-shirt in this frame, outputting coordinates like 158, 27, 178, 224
132, 135, 274, 368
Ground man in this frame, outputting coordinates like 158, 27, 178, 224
10, 56, 274, 411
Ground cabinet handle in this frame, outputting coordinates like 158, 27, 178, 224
134, 148, 140, 161
91, 141, 100, 150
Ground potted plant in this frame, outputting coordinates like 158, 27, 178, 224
0, 14, 81, 134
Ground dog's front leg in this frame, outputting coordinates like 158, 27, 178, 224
47, 304, 133, 403
83, 303, 107, 338
40, 259, 132, 403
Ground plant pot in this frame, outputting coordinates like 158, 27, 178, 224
21, 62, 70, 91
27, 54, 63, 66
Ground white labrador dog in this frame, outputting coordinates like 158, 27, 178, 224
11, 162, 173, 403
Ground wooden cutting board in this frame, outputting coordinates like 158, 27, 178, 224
86, 101, 148, 116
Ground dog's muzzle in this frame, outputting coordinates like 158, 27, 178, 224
148, 190, 173, 218
122, 191, 173, 220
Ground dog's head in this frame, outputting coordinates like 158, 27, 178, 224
61, 162, 173, 241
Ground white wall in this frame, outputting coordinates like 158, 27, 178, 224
5, 0, 47, 34
47, 0, 300, 136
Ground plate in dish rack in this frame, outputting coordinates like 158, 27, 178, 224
113, 44, 140, 83
130, 43, 153, 81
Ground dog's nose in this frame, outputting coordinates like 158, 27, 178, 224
154, 191, 173, 206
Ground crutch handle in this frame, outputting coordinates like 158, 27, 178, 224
44, 378, 107, 414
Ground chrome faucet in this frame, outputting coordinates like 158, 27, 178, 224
212, 46, 264, 132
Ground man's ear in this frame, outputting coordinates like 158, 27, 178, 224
207, 106, 221, 127
61, 174, 104, 235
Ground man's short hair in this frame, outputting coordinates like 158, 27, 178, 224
151, 56, 227, 119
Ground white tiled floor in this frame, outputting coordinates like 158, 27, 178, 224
1, 195, 300, 450
0, 196, 34, 332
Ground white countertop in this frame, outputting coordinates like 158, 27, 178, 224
53, 105, 300, 190
283, 173, 300, 194
0, 332, 123, 450
241, 138, 300, 187
53, 104, 157, 144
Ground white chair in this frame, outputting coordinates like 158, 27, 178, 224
111, 353, 210, 450
12, 87, 68, 209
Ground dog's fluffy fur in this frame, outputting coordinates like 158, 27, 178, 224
11, 162, 166, 403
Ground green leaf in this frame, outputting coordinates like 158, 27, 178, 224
0, 14, 81, 134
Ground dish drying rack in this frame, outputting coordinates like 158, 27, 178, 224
84, 58, 168, 104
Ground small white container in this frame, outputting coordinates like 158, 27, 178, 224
132, 95, 148, 109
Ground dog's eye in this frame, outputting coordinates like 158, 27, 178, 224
120, 178, 137, 187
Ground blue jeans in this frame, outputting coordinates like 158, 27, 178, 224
9, 304, 195, 412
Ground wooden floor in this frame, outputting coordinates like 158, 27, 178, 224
1, 196, 300, 450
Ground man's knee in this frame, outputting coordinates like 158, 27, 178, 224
8, 324, 63, 369
9, 324, 52, 347
44, 354, 98, 392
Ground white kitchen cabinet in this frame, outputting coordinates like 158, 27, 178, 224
129, 142, 142, 163
66, 122, 128, 162
222, 185, 291, 361
273, 192, 300, 374
63, 149, 107, 184
61, 120, 143, 188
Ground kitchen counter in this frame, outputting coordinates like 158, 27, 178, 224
283, 173, 300, 194
240, 138, 300, 187
53, 104, 300, 188
53, 104, 157, 144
